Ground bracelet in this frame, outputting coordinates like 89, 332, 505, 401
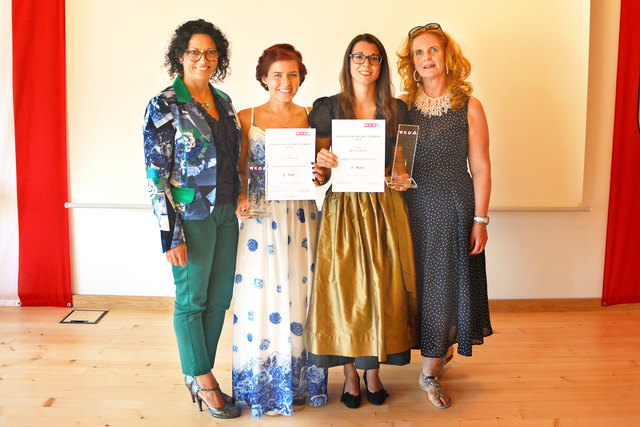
473, 216, 490, 225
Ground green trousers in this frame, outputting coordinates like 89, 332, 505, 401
172, 204, 238, 376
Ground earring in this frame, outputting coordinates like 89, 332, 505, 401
413, 69, 420, 82
446, 64, 449, 75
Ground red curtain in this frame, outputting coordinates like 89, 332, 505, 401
602, 0, 640, 306
12, 0, 72, 307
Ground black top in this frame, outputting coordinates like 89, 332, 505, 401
308, 94, 409, 167
199, 93, 239, 206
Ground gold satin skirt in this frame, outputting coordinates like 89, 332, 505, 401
304, 186, 419, 362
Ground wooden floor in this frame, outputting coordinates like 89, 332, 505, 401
1, 301, 639, 426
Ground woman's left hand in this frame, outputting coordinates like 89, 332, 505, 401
316, 148, 339, 168
469, 223, 488, 255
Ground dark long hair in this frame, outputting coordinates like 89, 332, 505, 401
164, 19, 231, 82
338, 34, 398, 136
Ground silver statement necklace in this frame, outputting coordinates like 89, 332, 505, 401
415, 91, 451, 117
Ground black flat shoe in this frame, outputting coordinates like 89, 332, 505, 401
340, 371, 361, 409
363, 370, 389, 406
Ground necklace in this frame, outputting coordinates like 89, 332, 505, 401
193, 92, 213, 110
415, 91, 451, 117
268, 106, 294, 128
195, 98, 211, 109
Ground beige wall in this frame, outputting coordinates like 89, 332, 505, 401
65, 0, 618, 299
0, 0, 19, 303
484, 0, 619, 299
65, 0, 589, 209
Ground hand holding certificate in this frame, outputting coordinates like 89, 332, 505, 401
331, 119, 385, 193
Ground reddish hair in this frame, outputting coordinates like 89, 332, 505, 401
255, 43, 307, 90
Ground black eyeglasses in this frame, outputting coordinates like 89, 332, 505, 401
408, 23, 448, 44
349, 53, 384, 66
185, 49, 219, 62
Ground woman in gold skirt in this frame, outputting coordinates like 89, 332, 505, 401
304, 33, 418, 409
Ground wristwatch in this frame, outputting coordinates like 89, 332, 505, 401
473, 216, 490, 225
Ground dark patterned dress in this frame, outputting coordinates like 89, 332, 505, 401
403, 100, 493, 358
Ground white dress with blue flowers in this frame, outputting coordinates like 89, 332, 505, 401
232, 119, 328, 418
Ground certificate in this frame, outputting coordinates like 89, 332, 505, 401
331, 119, 385, 192
265, 128, 316, 201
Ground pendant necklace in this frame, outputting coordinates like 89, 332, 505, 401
194, 92, 212, 109
196, 99, 211, 109
269, 106, 293, 128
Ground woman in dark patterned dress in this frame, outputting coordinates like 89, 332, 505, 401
397, 23, 493, 409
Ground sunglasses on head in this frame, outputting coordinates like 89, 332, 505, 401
408, 23, 448, 44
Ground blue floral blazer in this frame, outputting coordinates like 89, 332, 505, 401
142, 76, 241, 252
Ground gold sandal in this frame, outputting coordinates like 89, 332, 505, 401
418, 372, 452, 409
435, 352, 453, 379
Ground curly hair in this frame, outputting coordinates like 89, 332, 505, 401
397, 26, 472, 111
338, 34, 398, 137
164, 19, 230, 82
255, 44, 307, 91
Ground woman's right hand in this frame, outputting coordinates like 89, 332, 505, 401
312, 162, 326, 186
236, 197, 255, 220
165, 243, 187, 267
316, 148, 339, 168
388, 173, 411, 191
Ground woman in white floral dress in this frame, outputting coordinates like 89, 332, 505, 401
231, 44, 328, 418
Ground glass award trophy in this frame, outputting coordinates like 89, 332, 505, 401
247, 163, 270, 217
386, 124, 419, 189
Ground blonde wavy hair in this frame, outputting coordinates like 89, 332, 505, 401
397, 26, 472, 111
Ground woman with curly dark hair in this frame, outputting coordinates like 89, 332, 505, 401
142, 19, 242, 419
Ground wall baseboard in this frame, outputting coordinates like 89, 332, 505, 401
0, 299, 21, 307
489, 297, 639, 312
71, 295, 639, 312
72, 294, 175, 311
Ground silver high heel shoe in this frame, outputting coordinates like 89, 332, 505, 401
418, 372, 452, 409
184, 375, 197, 403
184, 375, 234, 404
191, 379, 241, 419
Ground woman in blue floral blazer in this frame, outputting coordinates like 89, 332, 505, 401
142, 19, 242, 419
